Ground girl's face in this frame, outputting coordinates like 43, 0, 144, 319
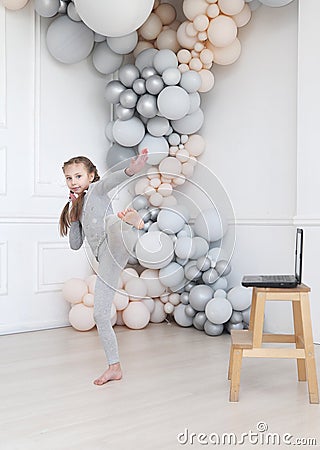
64, 163, 94, 195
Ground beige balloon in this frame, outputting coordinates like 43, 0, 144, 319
1, 0, 29, 9
183, 0, 208, 21
155, 3, 176, 25
211, 37, 241, 65
139, 12, 162, 41
218, 0, 245, 16
207, 15, 237, 47
232, 4, 252, 28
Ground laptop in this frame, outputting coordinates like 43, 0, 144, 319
242, 228, 303, 288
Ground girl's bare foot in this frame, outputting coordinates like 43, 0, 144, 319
93, 363, 122, 385
117, 208, 144, 230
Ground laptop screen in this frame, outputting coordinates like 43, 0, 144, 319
295, 228, 303, 284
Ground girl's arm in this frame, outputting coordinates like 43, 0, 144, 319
94, 149, 148, 195
69, 221, 84, 250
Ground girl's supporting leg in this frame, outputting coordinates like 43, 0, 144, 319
93, 215, 138, 385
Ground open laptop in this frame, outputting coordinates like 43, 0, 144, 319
242, 228, 303, 288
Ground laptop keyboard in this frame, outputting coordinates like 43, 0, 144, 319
262, 275, 294, 282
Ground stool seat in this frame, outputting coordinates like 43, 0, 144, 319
228, 284, 319, 403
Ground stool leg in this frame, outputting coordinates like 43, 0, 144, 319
300, 293, 319, 404
292, 300, 307, 381
228, 344, 234, 380
229, 348, 243, 402
248, 288, 257, 331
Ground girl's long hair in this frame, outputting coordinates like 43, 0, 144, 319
59, 156, 100, 236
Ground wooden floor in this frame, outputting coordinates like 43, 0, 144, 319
1, 323, 320, 450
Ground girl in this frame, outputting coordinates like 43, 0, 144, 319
60, 149, 148, 385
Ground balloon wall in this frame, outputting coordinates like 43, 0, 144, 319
2, 0, 295, 334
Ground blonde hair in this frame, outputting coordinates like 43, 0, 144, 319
59, 156, 100, 236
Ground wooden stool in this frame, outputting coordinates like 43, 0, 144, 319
228, 284, 319, 403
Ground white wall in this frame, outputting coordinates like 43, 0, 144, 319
1, 1, 319, 341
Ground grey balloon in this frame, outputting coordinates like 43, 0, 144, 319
193, 311, 207, 330
132, 195, 149, 210
147, 116, 170, 137
143, 220, 153, 232
180, 291, 189, 305
168, 132, 180, 146
107, 31, 138, 55
133, 78, 146, 95
146, 75, 164, 95
188, 92, 201, 114
106, 142, 137, 171
137, 94, 158, 119
35, 0, 60, 17
105, 121, 114, 141
171, 108, 204, 135
92, 41, 123, 75
185, 282, 195, 292
141, 66, 157, 80
196, 256, 211, 272
137, 208, 151, 222
204, 320, 224, 336
185, 305, 196, 318
135, 48, 158, 73
58, 0, 68, 14
119, 64, 140, 88
202, 268, 219, 285
67, 2, 81, 21
120, 89, 138, 109
149, 208, 160, 221
46, 16, 94, 64
94, 32, 106, 43
189, 284, 213, 311
230, 311, 243, 324
227, 322, 244, 333
180, 70, 202, 93
105, 80, 126, 104
115, 104, 134, 121
215, 260, 231, 276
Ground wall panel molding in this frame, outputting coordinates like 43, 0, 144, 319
0, 241, 8, 295
36, 241, 70, 293
0, 6, 7, 128
0, 216, 59, 224
0, 147, 7, 195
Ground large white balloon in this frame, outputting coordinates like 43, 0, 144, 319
138, 133, 169, 165
74, 0, 154, 37
157, 86, 191, 120
112, 117, 145, 147
135, 231, 174, 269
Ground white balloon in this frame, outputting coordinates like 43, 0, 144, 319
157, 86, 191, 120
227, 285, 252, 311
113, 117, 145, 147
138, 133, 169, 165
205, 297, 233, 324
135, 231, 174, 269
92, 41, 123, 74
74, 0, 154, 37
107, 31, 138, 55
135, 48, 159, 72
171, 108, 204, 135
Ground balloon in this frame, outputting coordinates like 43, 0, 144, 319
159, 156, 182, 178
194, 208, 227, 242
157, 206, 188, 235
67, 2, 81, 22
69, 304, 95, 331
190, 236, 209, 259
125, 278, 148, 300
159, 262, 185, 287
147, 116, 170, 137
74, 0, 154, 37
215, 260, 231, 276
207, 16, 237, 48
188, 285, 213, 311
155, 3, 176, 25
210, 38, 241, 66
135, 48, 158, 73
141, 66, 157, 80
82, 293, 94, 307
184, 133, 205, 156
171, 108, 204, 135
218, 0, 245, 15
185, 304, 196, 317
227, 322, 244, 333
35, 0, 60, 17
139, 12, 163, 40
138, 133, 169, 166
164, 302, 175, 314
1, 0, 29, 9
92, 41, 123, 74
173, 304, 193, 327
113, 289, 129, 311
184, 262, 202, 281
112, 117, 145, 147
107, 31, 138, 55
233, 4, 252, 27
202, 268, 219, 285
193, 311, 207, 330
46, 16, 95, 64
150, 299, 166, 323
105, 80, 126, 104
176, 21, 198, 50
140, 269, 166, 297
204, 320, 224, 336
119, 89, 138, 109
229, 310, 243, 324
162, 67, 181, 86
168, 133, 180, 146
205, 297, 233, 324
183, 0, 208, 20
146, 75, 164, 95
180, 70, 202, 93
196, 256, 211, 272
198, 69, 215, 93
115, 104, 135, 121
156, 29, 180, 53
85, 274, 97, 294
132, 195, 149, 210
157, 86, 190, 120
174, 236, 193, 260
106, 142, 137, 171
259, 0, 294, 5
153, 49, 178, 74
133, 78, 147, 95
227, 286, 252, 311
122, 302, 150, 330
119, 64, 140, 88
62, 278, 88, 304
135, 231, 174, 269
136, 94, 158, 119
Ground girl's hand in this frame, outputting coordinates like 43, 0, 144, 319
126, 148, 148, 176
69, 191, 78, 203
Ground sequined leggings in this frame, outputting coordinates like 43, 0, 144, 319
93, 215, 137, 365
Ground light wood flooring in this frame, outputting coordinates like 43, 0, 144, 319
1, 323, 320, 450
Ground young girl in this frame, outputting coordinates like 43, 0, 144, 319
59, 149, 148, 385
